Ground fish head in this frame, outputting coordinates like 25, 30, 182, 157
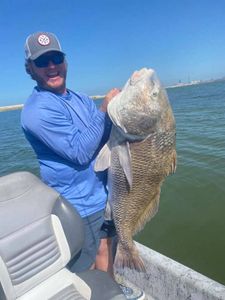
107, 68, 175, 140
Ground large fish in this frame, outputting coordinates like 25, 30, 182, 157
95, 68, 176, 272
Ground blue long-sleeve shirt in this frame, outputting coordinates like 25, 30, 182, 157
21, 87, 111, 217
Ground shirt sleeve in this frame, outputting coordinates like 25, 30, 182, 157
22, 94, 111, 166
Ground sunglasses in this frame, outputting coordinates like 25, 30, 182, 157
33, 52, 65, 68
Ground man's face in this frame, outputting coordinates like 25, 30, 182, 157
27, 51, 67, 94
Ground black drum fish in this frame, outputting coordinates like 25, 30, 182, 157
95, 68, 177, 272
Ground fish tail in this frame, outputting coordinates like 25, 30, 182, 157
114, 241, 146, 273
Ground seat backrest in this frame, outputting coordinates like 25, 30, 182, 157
0, 171, 84, 299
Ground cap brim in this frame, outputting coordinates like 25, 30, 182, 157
29, 48, 65, 60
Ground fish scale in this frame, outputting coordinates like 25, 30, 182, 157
110, 132, 176, 272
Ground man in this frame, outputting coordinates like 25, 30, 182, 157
21, 32, 145, 300
21, 31, 119, 274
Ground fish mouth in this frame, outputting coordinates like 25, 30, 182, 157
130, 68, 154, 85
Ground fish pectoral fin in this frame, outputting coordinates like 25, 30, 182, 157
118, 142, 133, 189
94, 143, 111, 171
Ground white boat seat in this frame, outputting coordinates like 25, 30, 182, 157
0, 171, 125, 300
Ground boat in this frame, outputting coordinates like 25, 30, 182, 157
0, 171, 225, 300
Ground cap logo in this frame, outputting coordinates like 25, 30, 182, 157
38, 34, 50, 46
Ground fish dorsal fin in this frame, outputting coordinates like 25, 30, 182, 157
94, 143, 111, 172
118, 142, 133, 189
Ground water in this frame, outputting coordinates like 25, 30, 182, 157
0, 81, 225, 285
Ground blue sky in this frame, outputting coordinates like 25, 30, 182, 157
1, 0, 225, 106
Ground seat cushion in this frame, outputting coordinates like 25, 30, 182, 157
0, 172, 85, 299
17, 269, 91, 300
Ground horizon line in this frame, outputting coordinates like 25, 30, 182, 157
0, 95, 105, 112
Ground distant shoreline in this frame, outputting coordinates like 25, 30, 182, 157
0, 95, 105, 112
0, 104, 24, 112
1, 78, 224, 111
166, 77, 225, 89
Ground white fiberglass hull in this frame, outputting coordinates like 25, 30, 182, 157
115, 242, 225, 300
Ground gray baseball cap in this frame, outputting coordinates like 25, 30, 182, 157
25, 32, 64, 60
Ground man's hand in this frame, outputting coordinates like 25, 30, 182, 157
100, 88, 120, 112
